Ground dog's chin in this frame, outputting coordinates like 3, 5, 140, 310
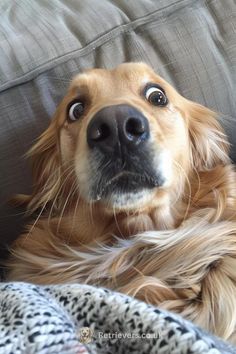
102, 188, 156, 211
89, 172, 164, 211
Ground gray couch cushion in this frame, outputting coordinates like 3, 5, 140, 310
0, 0, 235, 244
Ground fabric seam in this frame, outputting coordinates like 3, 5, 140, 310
0, 0, 191, 93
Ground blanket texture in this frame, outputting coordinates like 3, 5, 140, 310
0, 283, 235, 354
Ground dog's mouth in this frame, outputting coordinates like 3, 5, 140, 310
86, 148, 166, 208
94, 170, 163, 201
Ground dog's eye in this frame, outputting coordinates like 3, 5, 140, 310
68, 102, 84, 121
145, 86, 168, 106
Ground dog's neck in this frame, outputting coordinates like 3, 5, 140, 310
49, 194, 178, 246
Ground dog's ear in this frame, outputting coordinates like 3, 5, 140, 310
27, 118, 61, 213
186, 101, 229, 171
13, 104, 65, 215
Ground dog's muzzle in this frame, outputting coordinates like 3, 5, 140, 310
87, 104, 150, 154
85, 104, 164, 202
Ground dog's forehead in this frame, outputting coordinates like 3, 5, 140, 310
70, 63, 158, 95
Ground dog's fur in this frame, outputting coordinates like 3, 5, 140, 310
6, 63, 236, 342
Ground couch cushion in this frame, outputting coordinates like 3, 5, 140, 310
0, 0, 235, 245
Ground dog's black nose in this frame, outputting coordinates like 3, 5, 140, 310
87, 104, 149, 153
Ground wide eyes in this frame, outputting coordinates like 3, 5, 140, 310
144, 85, 168, 107
68, 101, 85, 121
67, 84, 167, 122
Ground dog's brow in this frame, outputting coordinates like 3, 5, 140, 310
141, 77, 153, 86
72, 83, 90, 97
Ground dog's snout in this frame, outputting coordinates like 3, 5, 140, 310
87, 104, 149, 153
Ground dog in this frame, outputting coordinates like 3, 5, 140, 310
78, 327, 93, 344
6, 62, 236, 343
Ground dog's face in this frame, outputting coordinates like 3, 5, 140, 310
59, 63, 190, 210
29, 63, 228, 214
79, 327, 93, 344
80, 327, 91, 338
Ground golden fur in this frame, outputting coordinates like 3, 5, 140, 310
6, 63, 236, 342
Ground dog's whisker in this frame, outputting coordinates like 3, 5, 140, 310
25, 160, 73, 216
22, 199, 49, 244
56, 170, 79, 233
46, 164, 76, 225
88, 200, 95, 226
43, 165, 75, 225
68, 186, 81, 242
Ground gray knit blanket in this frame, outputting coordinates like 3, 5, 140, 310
0, 283, 235, 354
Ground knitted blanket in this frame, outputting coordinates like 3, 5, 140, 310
0, 283, 235, 354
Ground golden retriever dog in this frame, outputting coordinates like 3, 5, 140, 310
78, 327, 93, 344
6, 62, 236, 342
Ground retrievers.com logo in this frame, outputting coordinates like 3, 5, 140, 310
78, 327, 161, 344
78, 327, 94, 344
